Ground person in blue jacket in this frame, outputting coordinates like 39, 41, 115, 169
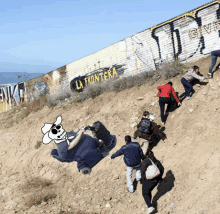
111, 135, 145, 193
41, 116, 104, 174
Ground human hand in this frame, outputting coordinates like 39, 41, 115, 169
80, 126, 87, 133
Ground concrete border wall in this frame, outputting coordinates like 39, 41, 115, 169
26, 0, 220, 96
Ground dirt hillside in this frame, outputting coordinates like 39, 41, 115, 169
0, 56, 220, 214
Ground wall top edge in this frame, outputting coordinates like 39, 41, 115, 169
27, 0, 219, 83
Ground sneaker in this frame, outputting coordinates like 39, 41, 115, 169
147, 206, 155, 214
208, 73, 213, 79
186, 96, 192, 100
127, 188, 134, 194
161, 122, 165, 126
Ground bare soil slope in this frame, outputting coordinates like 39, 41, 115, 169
0, 56, 220, 214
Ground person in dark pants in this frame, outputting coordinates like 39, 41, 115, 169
208, 39, 220, 78
141, 151, 164, 214
134, 111, 166, 155
157, 82, 181, 125
180, 65, 206, 100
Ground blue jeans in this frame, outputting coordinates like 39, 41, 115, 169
180, 77, 192, 98
126, 165, 141, 192
209, 50, 220, 74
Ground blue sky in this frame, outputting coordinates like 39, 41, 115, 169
0, 0, 211, 74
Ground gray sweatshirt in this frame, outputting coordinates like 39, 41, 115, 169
182, 68, 204, 82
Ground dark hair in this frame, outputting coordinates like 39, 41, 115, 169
193, 65, 199, 71
125, 135, 131, 142
143, 111, 149, 117
167, 81, 173, 86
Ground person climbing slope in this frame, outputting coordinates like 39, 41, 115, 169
141, 151, 164, 214
157, 82, 181, 125
208, 38, 220, 78
180, 65, 207, 100
133, 111, 166, 154
111, 135, 145, 193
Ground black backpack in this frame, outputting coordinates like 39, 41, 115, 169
139, 119, 151, 134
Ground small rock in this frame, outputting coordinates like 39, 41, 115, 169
2, 192, 5, 196
189, 109, 193, 112
170, 201, 175, 207
113, 175, 119, 180
106, 204, 111, 208
202, 90, 208, 95
137, 97, 144, 100
130, 123, 137, 128
150, 102, 155, 106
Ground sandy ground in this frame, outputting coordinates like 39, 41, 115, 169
0, 56, 220, 214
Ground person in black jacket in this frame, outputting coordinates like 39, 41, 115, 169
134, 111, 166, 155
111, 135, 145, 193
141, 151, 164, 214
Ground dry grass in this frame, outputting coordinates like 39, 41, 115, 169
78, 61, 183, 102
20, 95, 48, 118
45, 85, 73, 107
19, 177, 57, 208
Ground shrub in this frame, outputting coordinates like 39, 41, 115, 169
45, 85, 73, 107
21, 95, 47, 118
156, 61, 184, 79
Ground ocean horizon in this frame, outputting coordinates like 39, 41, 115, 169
0, 72, 45, 85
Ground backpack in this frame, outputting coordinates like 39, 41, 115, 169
145, 158, 161, 179
139, 119, 151, 134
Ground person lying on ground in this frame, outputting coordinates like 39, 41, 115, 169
41, 116, 108, 174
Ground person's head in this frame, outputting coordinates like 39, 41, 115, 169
193, 65, 199, 73
167, 81, 173, 86
125, 135, 132, 143
143, 111, 150, 117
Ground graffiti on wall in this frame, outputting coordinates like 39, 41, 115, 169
70, 64, 126, 92
23, 1, 220, 98
188, 19, 220, 39
0, 82, 26, 112
129, 0, 220, 70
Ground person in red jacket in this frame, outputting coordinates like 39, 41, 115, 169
157, 82, 181, 125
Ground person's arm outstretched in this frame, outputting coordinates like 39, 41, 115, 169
68, 128, 86, 150
111, 147, 124, 159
